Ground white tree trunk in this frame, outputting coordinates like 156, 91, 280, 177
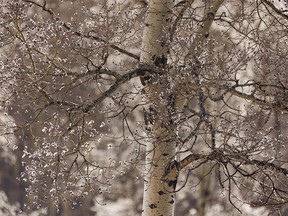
140, 1, 224, 215
140, 0, 176, 216
140, 0, 172, 66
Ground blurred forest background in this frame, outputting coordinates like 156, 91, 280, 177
0, 0, 288, 215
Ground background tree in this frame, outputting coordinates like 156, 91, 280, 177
0, 0, 288, 215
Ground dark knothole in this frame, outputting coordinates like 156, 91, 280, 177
153, 55, 167, 67
149, 203, 157, 209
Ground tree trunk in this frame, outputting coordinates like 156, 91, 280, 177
140, 0, 224, 215
197, 163, 212, 216
140, 0, 176, 216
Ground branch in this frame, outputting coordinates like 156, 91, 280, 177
224, 153, 288, 177
164, 149, 288, 179
186, 0, 224, 59
82, 65, 153, 113
29, 66, 152, 113
246, 159, 288, 176
225, 85, 288, 112
21, 0, 140, 60
262, 0, 288, 21
208, 81, 288, 112
170, 0, 195, 42
178, 153, 208, 169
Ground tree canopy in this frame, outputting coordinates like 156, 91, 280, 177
0, 0, 288, 215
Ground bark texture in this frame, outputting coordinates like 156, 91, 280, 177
140, 0, 176, 216
140, 1, 224, 215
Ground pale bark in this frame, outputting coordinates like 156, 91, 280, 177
140, 0, 172, 66
140, 0, 176, 216
140, 1, 224, 215
197, 163, 212, 216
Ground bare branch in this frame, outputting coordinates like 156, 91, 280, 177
21, 0, 140, 60
262, 0, 288, 20
82, 65, 153, 113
